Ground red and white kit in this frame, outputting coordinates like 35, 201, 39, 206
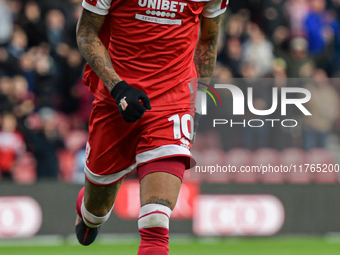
82, 0, 228, 185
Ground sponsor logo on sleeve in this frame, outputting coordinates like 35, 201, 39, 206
221, 0, 229, 9
85, 0, 98, 7
85, 142, 91, 163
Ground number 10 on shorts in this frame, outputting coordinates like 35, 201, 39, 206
168, 114, 194, 141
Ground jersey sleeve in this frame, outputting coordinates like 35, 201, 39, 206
82, 0, 113, 15
202, 0, 229, 18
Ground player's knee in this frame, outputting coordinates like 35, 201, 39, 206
81, 199, 113, 228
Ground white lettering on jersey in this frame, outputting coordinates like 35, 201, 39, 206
178, 2, 187, 12
169, 1, 178, 12
135, 0, 226, 26
135, 14, 182, 25
161, 0, 170, 11
139, 0, 147, 7
138, 0, 187, 13
136, 0, 187, 25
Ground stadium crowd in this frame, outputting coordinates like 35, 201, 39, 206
1, 0, 340, 182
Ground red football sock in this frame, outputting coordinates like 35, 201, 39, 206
137, 204, 172, 255
138, 227, 169, 255
76, 187, 85, 218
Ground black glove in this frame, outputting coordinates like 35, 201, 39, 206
110, 81, 151, 123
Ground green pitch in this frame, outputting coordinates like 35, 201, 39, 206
1, 237, 340, 255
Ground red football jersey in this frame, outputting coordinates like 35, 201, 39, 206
82, 0, 228, 110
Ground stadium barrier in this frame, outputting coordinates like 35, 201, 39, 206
1, 181, 340, 238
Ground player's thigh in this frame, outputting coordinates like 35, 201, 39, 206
140, 172, 181, 210
86, 99, 141, 185
84, 178, 122, 216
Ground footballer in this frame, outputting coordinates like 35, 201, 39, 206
74, 0, 228, 254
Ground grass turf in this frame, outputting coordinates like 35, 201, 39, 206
1, 237, 340, 255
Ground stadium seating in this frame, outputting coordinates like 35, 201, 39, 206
280, 148, 311, 183
306, 148, 338, 183
253, 148, 283, 183
58, 150, 76, 182
227, 148, 257, 183
197, 148, 229, 182
12, 152, 37, 184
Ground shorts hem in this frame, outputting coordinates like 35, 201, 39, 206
84, 163, 137, 185
136, 144, 196, 169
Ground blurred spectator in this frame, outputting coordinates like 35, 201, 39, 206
302, 69, 340, 150
285, 0, 309, 37
269, 58, 296, 149
0, 0, 87, 183
12, 75, 35, 117
242, 23, 274, 77
330, 0, 340, 19
0, 0, 13, 44
219, 38, 243, 77
304, 0, 340, 55
19, 49, 36, 91
0, 47, 21, 76
7, 27, 28, 59
224, 13, 247, 39
262, 0, 287, 36
22, 1, 47, 48
58, 48, 84, 113
273, 32, 315, 77
0, 76, 16, 113
0, 113, 26, 180
45, 9, 66, 50
34, 45, 59, 108
25, 108, 64, 180
6, 0, 23, 24
58, 130, 87, 182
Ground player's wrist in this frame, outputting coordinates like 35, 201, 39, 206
110, 80, 130, 100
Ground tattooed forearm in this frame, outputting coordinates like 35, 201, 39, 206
146, 196, 173, 208
76, 9, 121, 92
194, 15, 222, 79
194, 39, 217, 78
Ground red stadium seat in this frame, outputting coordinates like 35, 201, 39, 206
64, 130, 88, 153
226, 148, 257, 183
253, 148, 283, 183
196, 148, 228, 182
12, 152, 37, 184
58, 150, 76, 182
306, 148, 338, 183
280, 148, 311, 183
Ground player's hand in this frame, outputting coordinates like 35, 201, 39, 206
110, 81, 151, 123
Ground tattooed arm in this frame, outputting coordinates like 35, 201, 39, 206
193, 15, 223, 140
194, 15, 223, 79
76, 9, 122, 92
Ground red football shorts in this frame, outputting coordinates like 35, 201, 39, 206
84, 98, 195, 185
